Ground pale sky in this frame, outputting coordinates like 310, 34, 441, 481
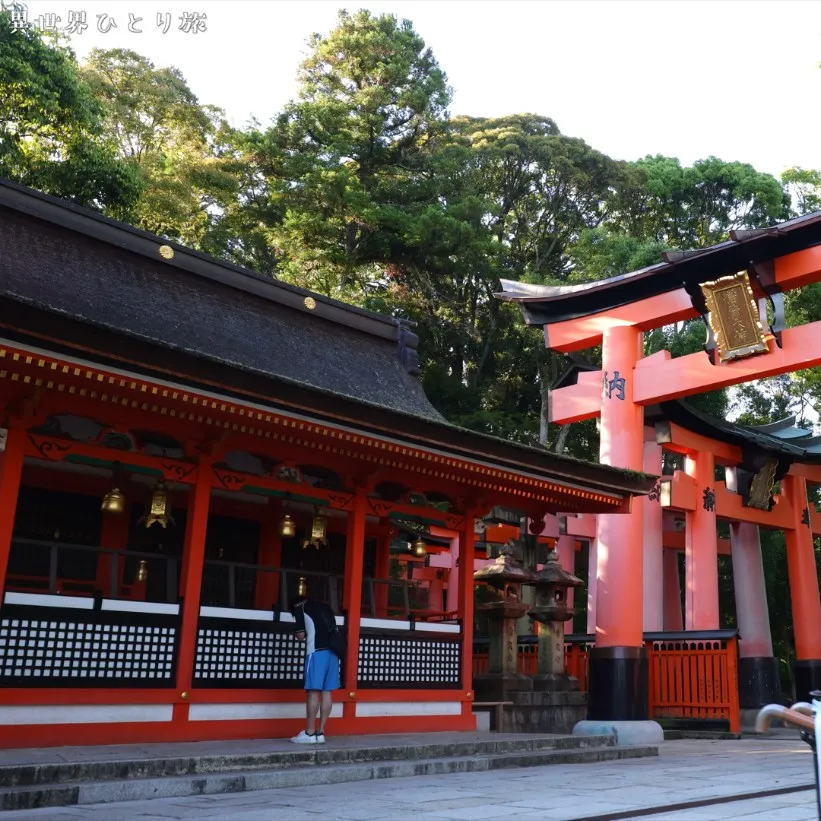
17, 0, 821, 177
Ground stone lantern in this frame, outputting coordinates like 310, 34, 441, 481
528, 547, 584, 691
473, 541, 537, 701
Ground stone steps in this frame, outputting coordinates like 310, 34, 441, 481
0, 734, 658, 811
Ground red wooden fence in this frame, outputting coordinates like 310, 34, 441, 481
473, 635, 739, 732
647, 636, 740, 733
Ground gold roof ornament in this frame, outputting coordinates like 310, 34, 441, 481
158, 245, 175, 260
700, 271, 769, 362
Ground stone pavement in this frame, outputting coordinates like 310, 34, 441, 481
1, 737, 818, 821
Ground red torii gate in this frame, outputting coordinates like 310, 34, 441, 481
498, 213, 821, 740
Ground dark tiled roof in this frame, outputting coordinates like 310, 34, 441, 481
649, 400, 821, 464
497, 211, 821, 325
0, 179, 442, 423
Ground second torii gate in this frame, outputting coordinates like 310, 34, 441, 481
498, 211, 821, 741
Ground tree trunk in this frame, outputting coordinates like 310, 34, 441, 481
539, 379, 549, 446
553, 424, 571, 455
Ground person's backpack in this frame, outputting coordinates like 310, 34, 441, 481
328, 626, 347, 659
323, 606, 347, 659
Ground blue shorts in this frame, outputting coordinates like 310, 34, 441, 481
304, 649, 340, 691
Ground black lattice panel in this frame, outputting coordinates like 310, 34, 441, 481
0, 606, 178, 688
193, 620, 304, 688
357, 632, 461, 689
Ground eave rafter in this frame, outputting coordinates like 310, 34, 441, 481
0, 344, 628, 518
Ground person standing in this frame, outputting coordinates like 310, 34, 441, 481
289, 596, 341, 744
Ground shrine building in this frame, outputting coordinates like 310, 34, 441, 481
0, 180, 655, 748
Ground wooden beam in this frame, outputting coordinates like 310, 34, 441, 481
655, 422, 742, 464
548, 370, 602, 424
634, 320, 821, 404
544, 290, 697, 352
776, 245, 821, 291
788, 463, 821, 484
663, 472, 697, 511
551, 317, 821, 423
661, 530, 730, 555
541, 245, 821, 353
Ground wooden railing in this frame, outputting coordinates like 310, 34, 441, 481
646, 631, 740, 733
6, 538, 178, 602
473, 630, 739, 732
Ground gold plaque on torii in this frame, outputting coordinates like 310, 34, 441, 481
700, 271, 769, 362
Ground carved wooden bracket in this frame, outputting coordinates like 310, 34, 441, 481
747, 260, 786, 349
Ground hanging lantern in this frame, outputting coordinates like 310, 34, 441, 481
303, 509, 328, 549
310, 510, 328, 543
136, 559, 148, 582
297, 576, 308, 597
411, 537, 427, 558
101, 487, 126, 514
143, 482, 174, 528
279, 513, 297, 538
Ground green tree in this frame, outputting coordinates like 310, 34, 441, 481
272, 9, 451, 294
80, 48, 238, 246
782, 167, 821, 216
0, 13, 138, 211
614, 155, 789, 248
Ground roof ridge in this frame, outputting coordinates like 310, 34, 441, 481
0, 177, 414, 345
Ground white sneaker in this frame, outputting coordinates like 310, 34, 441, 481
314, 733, 326, 744
290, 730, 317, 744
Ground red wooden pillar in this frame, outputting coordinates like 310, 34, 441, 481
590, 324, 648, 723
784, 474, 821, 701
343, 491, 366, 718
0, 424, 26, 604
642, 439, 664, 631
662, 549, 683, 631
97, 505, 131, 598
173, 466, 212, 714
255, 501, 281, 610
684, 450, 719, 630
458, 512, 476, 716
374, 528, 391, 617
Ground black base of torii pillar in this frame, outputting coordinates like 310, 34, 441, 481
586, 647, 650, 721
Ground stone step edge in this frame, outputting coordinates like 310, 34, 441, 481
0, 744, 657, 812
0, 734, 617, 788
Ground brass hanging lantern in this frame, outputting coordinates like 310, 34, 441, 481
101, 487, 126, 514
411, 537, 427, 558
297, 576, 308, 597
136, 559, 148, 582
310, 509, 328, 543
303, 508, 328, 549
143, 482, 174, 529
279, 513, 297, 538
